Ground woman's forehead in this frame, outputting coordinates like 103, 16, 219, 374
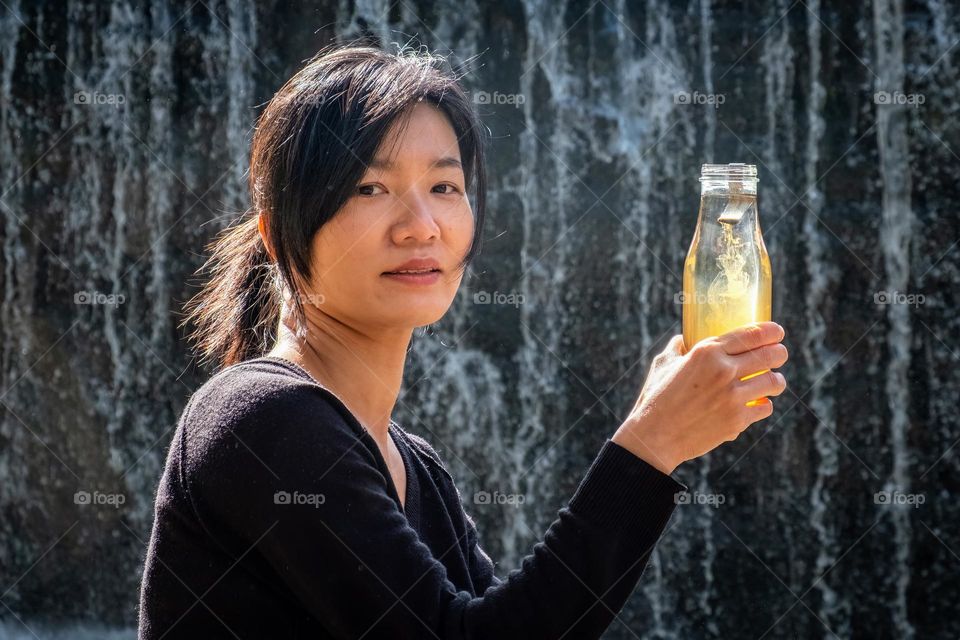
376, 104, 460, 156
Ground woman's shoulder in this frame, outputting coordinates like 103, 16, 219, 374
393, 426, 454, 483
174, 357, 388, 509
170, 358, 390, 545
180, 356, 364, 451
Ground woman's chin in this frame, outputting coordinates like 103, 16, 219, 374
412, 307, 451, 328
378, 301, 452, 330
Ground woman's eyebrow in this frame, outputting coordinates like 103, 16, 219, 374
368, 156, 463, 171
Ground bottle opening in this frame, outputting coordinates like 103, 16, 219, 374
700, 163, 758, 180
699, 163, 758, 204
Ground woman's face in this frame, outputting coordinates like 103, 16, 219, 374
306, 102, 474, 332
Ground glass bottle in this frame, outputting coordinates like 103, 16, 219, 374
682, 163, 772, 353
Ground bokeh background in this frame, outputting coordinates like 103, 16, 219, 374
1, 0, 958, 638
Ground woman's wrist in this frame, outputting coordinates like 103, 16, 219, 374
611, 420, 679, 476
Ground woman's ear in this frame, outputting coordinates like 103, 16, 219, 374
258, 212, 276, 261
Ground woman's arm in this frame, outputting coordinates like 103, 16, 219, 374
398, 432, 501, 595
464, 510, 501, 594
181, 378, 685, 640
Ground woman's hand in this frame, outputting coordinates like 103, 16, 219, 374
611, 322, 789, 475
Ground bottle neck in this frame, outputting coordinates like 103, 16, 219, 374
697, 179, 760, 230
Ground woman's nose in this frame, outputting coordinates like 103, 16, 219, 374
392, 193, 441, 242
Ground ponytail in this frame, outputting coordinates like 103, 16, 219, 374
180, 213, 281, 371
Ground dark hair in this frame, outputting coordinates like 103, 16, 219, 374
181, 43, 487, 371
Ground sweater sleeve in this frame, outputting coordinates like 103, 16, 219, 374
182, 379, 686, 639
404, 432, 503, 595
464, 510, 501, 594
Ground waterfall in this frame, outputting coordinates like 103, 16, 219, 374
801, 0, 849, 635
923, 0, 957, 79
0, 1, 29, 584
873, 0, 915, 637
223, 0, 258, 215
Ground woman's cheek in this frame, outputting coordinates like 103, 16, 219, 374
453, 204, 475, 251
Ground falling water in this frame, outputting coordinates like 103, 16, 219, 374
514, 0, 577, 381
801, 0, 848, 635
874, 0, 915, 638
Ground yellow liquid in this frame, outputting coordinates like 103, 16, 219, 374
683, 223, 772, 347
683, 197, 772, 401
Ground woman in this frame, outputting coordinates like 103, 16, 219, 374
137, 43, 788, 639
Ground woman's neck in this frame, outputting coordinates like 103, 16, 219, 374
267, 303, 412, 448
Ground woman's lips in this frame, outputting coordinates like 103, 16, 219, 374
381, 269, 441, 285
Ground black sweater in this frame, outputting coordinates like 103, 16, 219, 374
137, 356, 687, 639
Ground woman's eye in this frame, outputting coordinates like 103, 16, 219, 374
433, 183, 461, 195
356, 183, 461, 197
356, 184, 385, 197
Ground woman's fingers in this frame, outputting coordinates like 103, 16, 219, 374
716, 322, 785, 356
741, 397, 775, 424
733, 369, 787, 404
732, 343, 789, 379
